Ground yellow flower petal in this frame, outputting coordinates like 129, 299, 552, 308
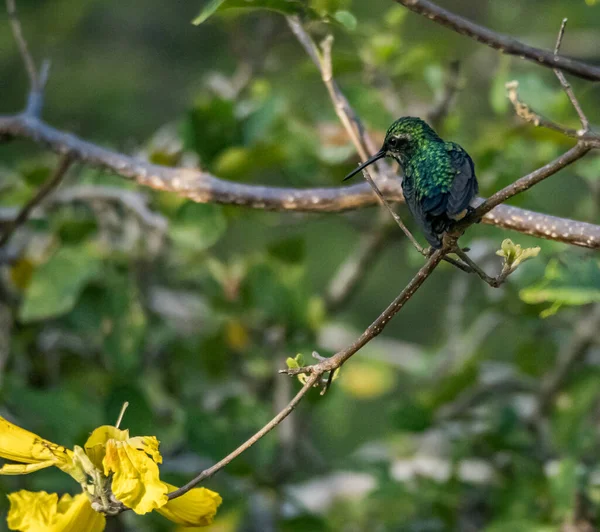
127, 435, 162, 464
7, 490, 105, 532
156, 483, 222, 527
102, 439, 168, 514
7, 490, 57, 531
0, 416, 76, 478
51, 493, 105, 532
0, 460, 56, 475
84, 425, 129, 470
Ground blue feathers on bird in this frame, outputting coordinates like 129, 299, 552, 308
343, 117, 478, 248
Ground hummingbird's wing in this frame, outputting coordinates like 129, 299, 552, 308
444, 142, 478, 218
402, 173, 444, 248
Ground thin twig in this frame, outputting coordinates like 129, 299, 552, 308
461, 142, 592, 227
394, 0, 600, 82
167, 372, 320, 500
52, 185, 168, 232
537, 305, 600, 416
426, 60, 461, 128
553, 18, 590, 133
284, 141, 593, 382
6, 0, 49, 117
453, 247, 511, 288
436, 378, 537, 422
504, 82, 598, 147
6, 0, 38, 91
282, 246, 446, 378
288, 19, 475, 272
325, 217, 394, 312
505, 81, 595, 145
316, 32, 419, 248
0, 154, 73, 248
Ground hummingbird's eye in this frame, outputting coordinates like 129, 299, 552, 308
388, 137, 399, 149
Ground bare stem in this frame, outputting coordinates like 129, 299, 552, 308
462, 143, 592, 227
6, 0, 38, 91
394, 0, 600, 81
537, 305, 600, 416
282, 246, 446, 378
0, 154, 73, 248
504, 82, 598, 147
167, 372, 320, 499
552, 18, 590, 133
325, 218, 394, 312
453, 247, 511, 288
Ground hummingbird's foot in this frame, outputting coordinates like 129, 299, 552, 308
466, 205, 482, 224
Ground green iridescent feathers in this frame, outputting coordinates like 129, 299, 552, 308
344, 117, 478, 248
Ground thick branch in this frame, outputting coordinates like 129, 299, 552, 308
394, 0, 600, 81
0, 114, 597, 249
461, 143, 593, 242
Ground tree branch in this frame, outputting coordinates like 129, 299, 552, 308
6, 0, 49, 117
505, 81, 599, 147
394, 0, 600, 81
282, 247, 446, 379
427, 60, 461, 128
0, 154, 73, 248
553, 18, 591, 134
460, 142, 592, 232
453, 247, 513, 288
166, 372, 320, 500
537, 305, 600, 416
325, 218, 394, 312
0, 113, 597, 249
6, 0, 37, 92
504, 18, 597, 146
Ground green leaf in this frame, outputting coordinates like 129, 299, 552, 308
286, 353, 305, 369
193, 0, 227, 25
520, 258, 600, 310
102, 275, 147, 375
333, 10, 357, 31
286, 353, 309, 384
169, 203, 227, 251
182, 97, 242, 165
547, 458, 578, 520
268, 236, 306, 264
19, 245, 101, 322
496, 238, 540, 271
193, 0, 319, 25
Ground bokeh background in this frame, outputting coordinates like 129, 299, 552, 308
1, 0, 600, 530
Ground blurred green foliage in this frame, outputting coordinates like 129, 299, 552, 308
1, 0, 600, 530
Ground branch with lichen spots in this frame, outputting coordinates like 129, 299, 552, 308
0, 114, 598, 249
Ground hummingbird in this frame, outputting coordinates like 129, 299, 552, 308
343, 117, 478, 249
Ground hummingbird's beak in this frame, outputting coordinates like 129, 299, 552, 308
342, 151, 386, 181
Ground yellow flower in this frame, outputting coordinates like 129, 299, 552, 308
0, 417, 83, 482
0, 415, 222, 530
158, 483, 222, 527
7, 491, 105, 532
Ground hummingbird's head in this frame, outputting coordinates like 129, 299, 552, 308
343, 116, 440, 181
